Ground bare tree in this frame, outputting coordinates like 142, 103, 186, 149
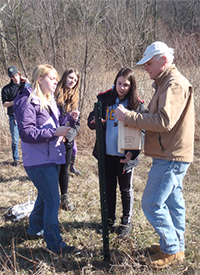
157, 0, 200, 33
101, 0, 154, 68
0, 0, 33, 76
0, 2, 9, 70
0, 0, 199, 83
67, 0, 108, 113
29, 0, 69, 68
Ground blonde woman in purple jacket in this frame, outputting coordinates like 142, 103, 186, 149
13, 64, 77, 255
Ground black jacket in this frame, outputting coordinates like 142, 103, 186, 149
1, 80, 25, 116
87, 89, 145, 171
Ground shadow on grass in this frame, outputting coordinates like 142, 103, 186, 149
0, 174, 30, 183
0, 220, 117, 274
0, 160, 12, 166
0, 246, 114, 274
0, 219, 148, 274
0, 244, 101, 274
0, 219, 103, 251
61, 220, 102, 232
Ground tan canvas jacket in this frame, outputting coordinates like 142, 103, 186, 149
124, 65, 194, 162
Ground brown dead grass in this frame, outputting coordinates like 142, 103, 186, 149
0, 134, 200, 274
0, 68, 200, 274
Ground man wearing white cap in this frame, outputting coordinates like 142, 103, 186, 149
115, 41, 194, 269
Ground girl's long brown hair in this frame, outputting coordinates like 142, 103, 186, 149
54, 68, 80, 113
108, 67, 139, 110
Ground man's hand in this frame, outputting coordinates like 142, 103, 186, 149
115, 104, 128, 122
119, 151, 133, 163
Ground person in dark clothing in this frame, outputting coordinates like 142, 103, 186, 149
1, 66, 29, 166
87, 68, 145, 238
54, 68, 80, 211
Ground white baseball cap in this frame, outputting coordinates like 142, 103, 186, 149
136, 41, 174, 65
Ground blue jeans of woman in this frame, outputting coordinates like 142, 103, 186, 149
142, 158, 190, 255
9, 116, 19, 161
25, 165, 66, 253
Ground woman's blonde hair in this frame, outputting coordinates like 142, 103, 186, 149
54, 68, 79, 113
30, 64, 59, 110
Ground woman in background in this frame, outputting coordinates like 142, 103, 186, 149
54, 68, 80, 211
13, 64, 76, 255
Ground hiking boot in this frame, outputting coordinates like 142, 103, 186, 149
150, 243, 161, 254
118, 216, 132, 238
69, 156, 81, 175
58, 245, 77, 256
13, 160, 20, 167
146, 250, 185, 269
60, 194, 74, 211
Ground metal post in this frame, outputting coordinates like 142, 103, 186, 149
94, 101, 110, 261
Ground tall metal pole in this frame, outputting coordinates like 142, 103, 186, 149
94, 101, 110, 261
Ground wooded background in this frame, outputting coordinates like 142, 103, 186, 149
1, 0, 200, 137
1, 2, 200, 273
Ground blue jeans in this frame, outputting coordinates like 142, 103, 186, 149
142, 158, 190, 255
9, 116, 19, 161
25, 165, 66, 253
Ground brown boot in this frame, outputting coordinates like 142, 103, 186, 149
150, 243, 161, 254
146, 250, 185, 269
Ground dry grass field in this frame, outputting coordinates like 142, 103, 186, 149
0, 68, 200, 274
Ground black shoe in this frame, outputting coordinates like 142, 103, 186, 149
118, 217, 132, 238
27, 230, 44, 240
60, 194, 74, 211
13, 161, 20, 167
58, 245, 77, 256
28, 234, 43, 240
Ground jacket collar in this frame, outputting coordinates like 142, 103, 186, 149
152, 64, 176, 89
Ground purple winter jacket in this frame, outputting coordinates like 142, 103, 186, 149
13, 86, 66, 169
